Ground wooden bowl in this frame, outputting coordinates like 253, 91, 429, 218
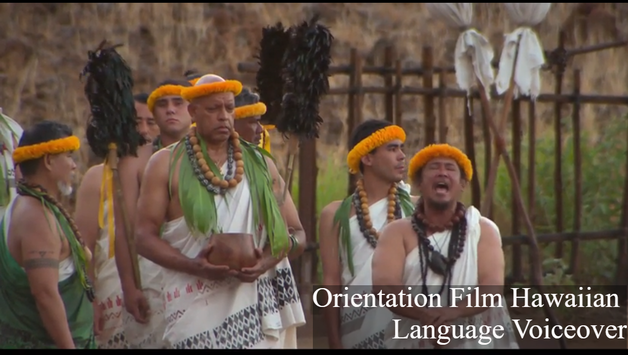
206, 233, 258, 270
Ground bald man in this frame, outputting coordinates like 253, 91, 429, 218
134, 74, 306, 348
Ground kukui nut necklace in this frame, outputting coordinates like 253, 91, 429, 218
17, 180, 96, 303
411, 198, 467, 303
352, 178, 402, 248
184, 127, 244, 195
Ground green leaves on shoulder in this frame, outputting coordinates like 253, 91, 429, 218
239, 139, 289, 258
397, 187, 415, 217
333, 195, 355, 276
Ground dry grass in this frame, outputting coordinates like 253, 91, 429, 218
1, 3, 628, 171
1, 4, 628, 225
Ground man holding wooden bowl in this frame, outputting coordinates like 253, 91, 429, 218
135, 74, 306, 349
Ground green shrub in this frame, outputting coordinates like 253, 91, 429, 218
489, 117, 627, 284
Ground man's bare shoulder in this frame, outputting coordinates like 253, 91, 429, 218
479, 216, 502, 246
263, 155, 279, 175
380, 218, 412, 240
79, 163, 103, 188
320, 200, 343, 220
11, 197, 57, 236
119, 144, 154, 169
84, 163, 104, 179
146, 148, 172, 169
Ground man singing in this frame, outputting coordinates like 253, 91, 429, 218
372, 144, 519, 349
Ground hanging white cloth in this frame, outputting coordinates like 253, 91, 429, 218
495, 3, 551, 100
425, 3, 495, 100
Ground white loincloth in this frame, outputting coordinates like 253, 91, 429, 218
123, 254, 168, 348
384, 206, 519, 349
339, 197, 410, 349
94, 203, 129, 349
160, 165, 305, 349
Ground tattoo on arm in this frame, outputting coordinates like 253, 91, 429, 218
23, 258, 59, 270
29, 251, 55, 258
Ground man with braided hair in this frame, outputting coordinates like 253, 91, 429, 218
73, 92, 160, 349
318, 119, 416, 349
0, 120, 95, 348
77, 84, 185, 349
372, 144, 519, 349
135, 74, 306, 348
148, 79, 193, 151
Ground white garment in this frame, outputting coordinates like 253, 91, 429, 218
160, 166, 305, 349
339, 196, 409, 349
123, 251, 168, 349
93, 203, 129, 349
384, 207, 519, 349
94, 200, 168, 349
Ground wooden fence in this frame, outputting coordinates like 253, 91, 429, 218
237, 32, 628, 309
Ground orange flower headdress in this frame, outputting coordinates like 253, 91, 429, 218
147, 84, 185, 113
181, 79, 243, 102
346, 125, 406, 174
13, 136, 81, 164
234, 102, 267, 121
408, 144, 473, 182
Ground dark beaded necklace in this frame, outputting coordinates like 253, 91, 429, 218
411, 200, 467, 303
184, 136, 235, 195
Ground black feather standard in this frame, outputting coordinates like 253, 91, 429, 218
255, 22, 292, 126
80, 40, 146, 159
279, 15, 334, 140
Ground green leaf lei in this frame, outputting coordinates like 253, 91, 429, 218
169, 136, 289, 257
333, 185, 414, 276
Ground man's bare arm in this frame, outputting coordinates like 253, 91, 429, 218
372, 220, 430, 321
318, 201, 343, 348
448, 217, 505, 318
135, 150, 203, 276
265, 156, 306, 259
113, 156, 143, 294
73, 165, 103, 286
19, 205, 75, 349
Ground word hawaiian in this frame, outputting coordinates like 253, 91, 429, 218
313, 286, 503, 309
392, 319, 506, 346
510, 287, 620, 308
513, 318, 627, 340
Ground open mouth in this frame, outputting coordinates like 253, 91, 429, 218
433, 181, 449, 194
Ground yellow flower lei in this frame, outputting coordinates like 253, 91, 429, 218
181, 80, 242, 102
13, 135, 81, 164
147, 84, 185, 113
346, 125, 406, 174
234, 102, 267, 120
188, 78, 200, 85
408, 143, 473, 182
